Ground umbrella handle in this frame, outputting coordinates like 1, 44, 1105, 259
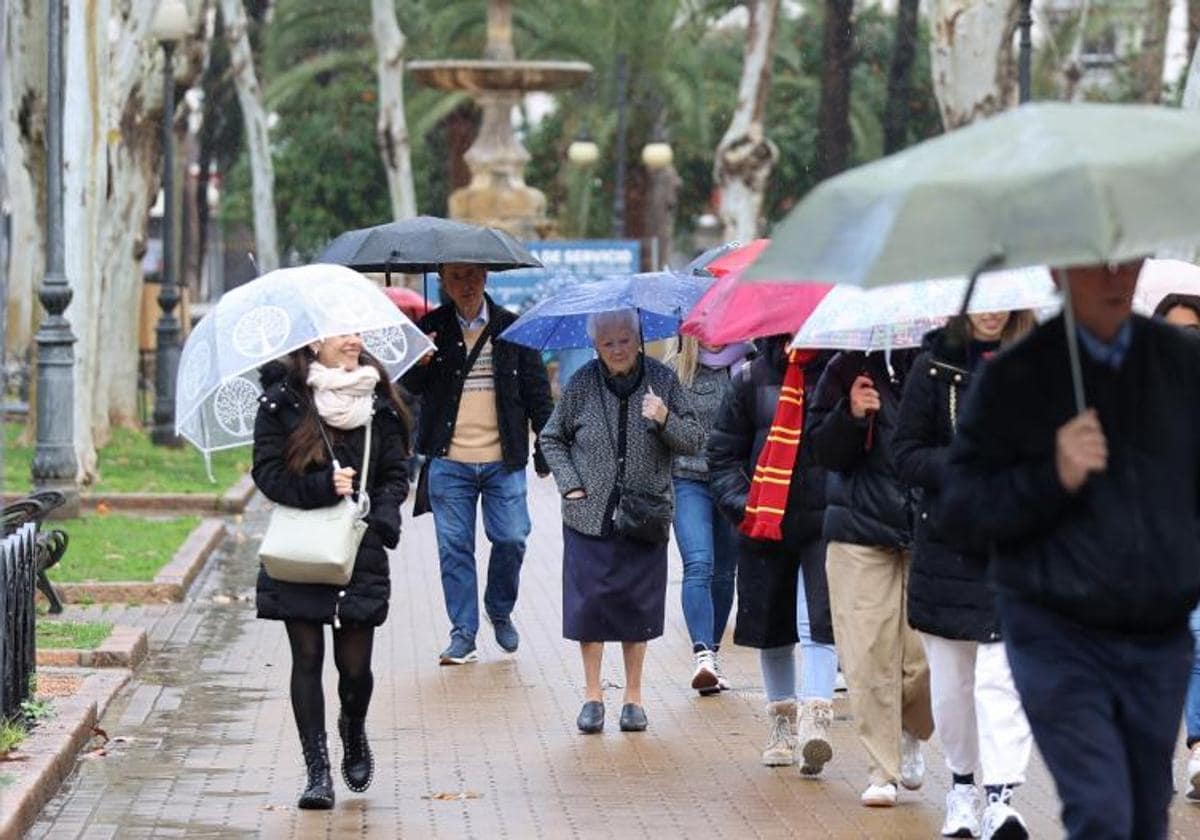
1058, 271, 1089, 415
949, 252, 1007, 365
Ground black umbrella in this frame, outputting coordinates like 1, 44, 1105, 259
316, 216, 543, 274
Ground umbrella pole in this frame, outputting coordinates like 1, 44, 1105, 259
1058, 272, 1089, 415
951, 253, 1006, 364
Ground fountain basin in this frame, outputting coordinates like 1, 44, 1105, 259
408, 60, 593, 93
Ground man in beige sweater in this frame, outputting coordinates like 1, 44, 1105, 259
403, 264, 554, 664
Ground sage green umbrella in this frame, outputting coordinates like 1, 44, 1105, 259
745, 102, 1200, 289
745, 102, 1200, 411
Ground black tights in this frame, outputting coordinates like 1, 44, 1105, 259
284, 620, 376, 734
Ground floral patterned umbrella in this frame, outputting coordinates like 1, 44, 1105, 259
175, 264, 432, 456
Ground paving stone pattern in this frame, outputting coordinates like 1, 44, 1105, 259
30, 471, 1200, 838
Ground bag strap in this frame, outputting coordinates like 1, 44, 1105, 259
316, 413, 373, 518
461, 309, 495, 376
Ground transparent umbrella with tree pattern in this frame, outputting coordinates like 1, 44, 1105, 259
175, 264, 432, 463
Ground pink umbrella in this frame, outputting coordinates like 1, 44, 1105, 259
682, 271, 834, 345
704, 239, 770, 279
383, 286, 435, 321
1133, 258, 1200, 314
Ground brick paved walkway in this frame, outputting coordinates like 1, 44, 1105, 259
30, 471, 1200, 838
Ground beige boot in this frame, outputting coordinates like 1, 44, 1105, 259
797, 699, 834, 776
761, 700, 798, 766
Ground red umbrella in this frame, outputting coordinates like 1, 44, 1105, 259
704, 239, 771, 279
383, 286, 434, 321
682, 271, 833, 345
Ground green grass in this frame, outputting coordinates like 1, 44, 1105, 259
5, 423, 247, 494
0, 721, 24, 755
48, 514, 200, 582
36, 619, 113, 650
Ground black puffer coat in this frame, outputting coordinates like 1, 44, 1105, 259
707, 343, 834, 647
894, 329, 998, 642
808, 350, 916, 549
253, 361, 410, 627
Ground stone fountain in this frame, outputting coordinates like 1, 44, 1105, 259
408, 0, 592, 240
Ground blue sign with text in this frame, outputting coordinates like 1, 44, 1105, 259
488, 240, 641, 312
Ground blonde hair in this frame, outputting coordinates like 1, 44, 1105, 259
667, 335, 701, 386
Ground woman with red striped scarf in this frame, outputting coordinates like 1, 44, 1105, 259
707, 336, 838, 775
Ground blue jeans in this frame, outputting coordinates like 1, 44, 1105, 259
759, 562, 838, 702
1188, 605, 1200, 746
428, 459, 531, 643
672, 478, 738, 651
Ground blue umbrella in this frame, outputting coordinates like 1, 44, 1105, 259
499, 271, 711, 350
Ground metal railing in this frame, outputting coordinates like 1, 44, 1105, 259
1, 521, 37, 720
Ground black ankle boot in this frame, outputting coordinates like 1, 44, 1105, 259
297, 730, 335, 809
338, 712, 374, 792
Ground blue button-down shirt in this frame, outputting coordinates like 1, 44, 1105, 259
1077, 319, 1133, 370
456, 302, 489, 334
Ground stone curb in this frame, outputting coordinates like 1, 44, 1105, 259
36, 625, 149, 670
4, 473, 256, 515
0, 669, 130, 840
46, 518, 227, 605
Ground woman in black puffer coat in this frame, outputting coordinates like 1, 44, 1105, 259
253, 335, 410, 811
707, 336, 839, 776
893, 311, 1035, 835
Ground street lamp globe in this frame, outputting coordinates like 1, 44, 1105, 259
641, 141, 673, 171
567, 138, 600, 167
151, 0, 190, 44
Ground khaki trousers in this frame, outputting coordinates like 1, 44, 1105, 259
826, 541, 934, 785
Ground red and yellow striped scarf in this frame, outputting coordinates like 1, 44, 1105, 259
739, 350, 817, 541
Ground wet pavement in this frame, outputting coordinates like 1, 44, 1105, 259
29, 471, 1200, 838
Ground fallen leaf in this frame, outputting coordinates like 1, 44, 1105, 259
0, 751, 31, 762
95, 502, 111, 515
422, 791, 482, 801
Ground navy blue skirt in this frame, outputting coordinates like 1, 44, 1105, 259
562, 525, 668, 642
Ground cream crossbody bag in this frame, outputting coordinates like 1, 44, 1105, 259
258, 416, 373, 586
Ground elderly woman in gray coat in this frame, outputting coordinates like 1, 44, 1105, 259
540, 309, 704, 735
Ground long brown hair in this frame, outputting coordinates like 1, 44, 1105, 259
943, 309, 1036, 353
283, 349, 412, 474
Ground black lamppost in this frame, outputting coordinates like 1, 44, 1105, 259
150, 0, 189, 446
31, 0, 79, 514
611, 52, 628, 238
1018, 0, 1034, 104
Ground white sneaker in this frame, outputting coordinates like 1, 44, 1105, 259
761, 700, 797, 766
941, 784, 981, 838
797, 699, 834, 776
712, 651, 732, 691
691, 649, 720, 695
900, 731, 926, 790
1187, 742, 1200, 802
981, 790, 1028, 840
861, 781, 898, 807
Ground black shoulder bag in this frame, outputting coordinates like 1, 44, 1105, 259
595, 368, 672, 546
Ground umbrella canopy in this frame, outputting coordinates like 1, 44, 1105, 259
176, 264, 433, 454
682, 273, 834, 344
789, 266, 1058, 351
316, 216, 543, 274
1133, 258, 1200, 314
499, 272, 711, 351
382, 285, 435, 321
705, 239, 770, 279
746, 103, 1200, 288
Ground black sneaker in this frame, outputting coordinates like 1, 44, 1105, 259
438, 636, 478, 665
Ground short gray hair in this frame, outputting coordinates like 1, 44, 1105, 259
586, 308, 640, 342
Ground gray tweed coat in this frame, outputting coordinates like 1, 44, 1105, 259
539, 357, 704, 537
